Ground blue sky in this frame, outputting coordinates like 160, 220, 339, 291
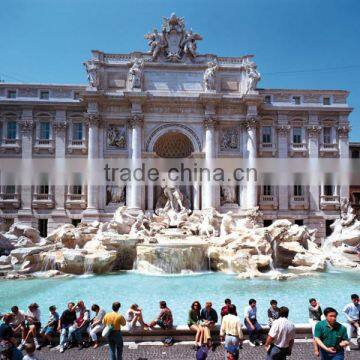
1, 0, 359, 140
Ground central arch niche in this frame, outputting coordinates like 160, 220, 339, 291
153, 131, 194, 158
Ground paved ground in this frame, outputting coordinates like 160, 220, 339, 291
32, 341, 360, 359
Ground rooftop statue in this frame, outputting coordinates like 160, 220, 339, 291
144, 13, 202, 62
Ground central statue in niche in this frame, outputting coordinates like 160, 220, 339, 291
155, 184, 191, 227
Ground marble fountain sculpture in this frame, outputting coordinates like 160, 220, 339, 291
0, 187, 359, 280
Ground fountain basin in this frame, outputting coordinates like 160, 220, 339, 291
136, 241, 210, 274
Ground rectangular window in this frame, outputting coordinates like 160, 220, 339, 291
6, 121, 17, 139
264, 95, 271, 104
39, 122, 50, 139
40, 90, 49, 100
72, 185, 82, 195
323, 97, 331, 105
292, 96, 301, 105
324, 185, 334, 196
295, 219, 304, 226
262, 126, 272, 143
294, 185, 303, 196
323, 127, 332, 144
7, 90, 17, 99
293, 127, 302, 144
73, 91, 80, 100
5, 185, 16, 194
39, 185, 49, 194
72, 123, 83, 140
263, 185, 272, 196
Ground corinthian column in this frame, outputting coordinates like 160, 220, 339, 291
202, 116, 217, 209
127, 114, 143, 210
18, 110, 35, 226
245, 117, 258, 208
84, 112, 100, 217
338, 124, 350, 199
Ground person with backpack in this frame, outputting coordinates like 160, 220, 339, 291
103, 302, 126, 360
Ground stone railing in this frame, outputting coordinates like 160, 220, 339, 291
68, 139, 87, 154
32, 193, 55, 208
65, 193, 87, 209
0, 193, 20, 208
320, 195, 340, 210
290, 195, 308, 210
259, 194, 277, 209
319, 143, 338, 157
259, 142, 276, 156
122, 323, 313, 342
289, 142, 307, 157
34, 139, 55, 153
0, 138, 21, 152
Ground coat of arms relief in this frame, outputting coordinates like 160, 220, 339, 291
144, 13, 202, 62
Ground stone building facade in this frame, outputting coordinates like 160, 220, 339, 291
0, 14, 352, 238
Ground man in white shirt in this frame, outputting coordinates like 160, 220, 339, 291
343, 293, 360, 346
265, 306, 295, 360
220, 304, 243, 359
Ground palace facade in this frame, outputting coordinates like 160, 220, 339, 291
0, 14, 353, 239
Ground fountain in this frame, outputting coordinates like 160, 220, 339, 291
0, 189, 359, 280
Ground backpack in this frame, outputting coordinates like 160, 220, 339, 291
196, 345, 208, 360
162, 336, 175, 346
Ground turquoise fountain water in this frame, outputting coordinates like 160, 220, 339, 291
1, 270, 358, 325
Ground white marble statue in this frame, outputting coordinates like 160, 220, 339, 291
144, 28, 167, 60
221, 186, 236, 205
181, 29, 202, 58
220, 211, 234, 237
204, 61, 219, 92
128, 59, 144, 89
106, 185, 125, 205
245, 61, 261, 94
83, 61, 100, 88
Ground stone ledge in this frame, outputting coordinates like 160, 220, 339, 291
122, 323, 313, 342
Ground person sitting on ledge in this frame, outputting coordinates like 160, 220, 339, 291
58, 302, 77, 353
19, 303, 41, 351
221, 299, 237, 318
87, 304, 106, 349
343, 293, 360, 350
125, 304, 148, 332
9, 306, 26, 344
267, 300, 279, 328
309, 298, 323, 357
200, 301, 218, 349
68, 301, 90, 349
244, 298, 262, 347
40, 305, 59, 348
188, 301, 204, 349
0, 313, 23, 360
149, 301, 173, 330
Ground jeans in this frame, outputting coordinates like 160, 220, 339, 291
266, 345, 288, 360
108, 330, 123, 360
345, 322, 360, 340
244, 318, 262, 343
60, 326, 71, 347
88, 324, 104, 341
319, 348, 344, 360
69, 325, 87, 344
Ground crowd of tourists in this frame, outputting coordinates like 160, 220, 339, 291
0, 294, 359, 360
